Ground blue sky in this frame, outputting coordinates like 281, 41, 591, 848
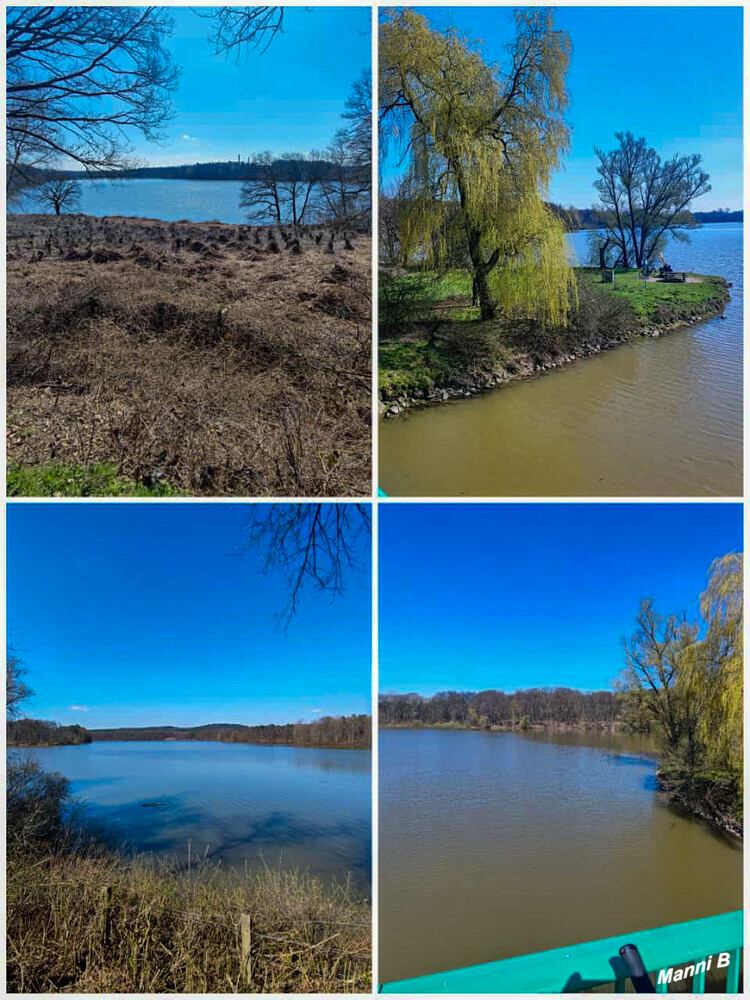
7, 504, 371, 728
381, 6, 743, 211
129, 6, 370, 165
379, 503, 743, 694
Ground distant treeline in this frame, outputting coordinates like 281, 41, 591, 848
380, 689, 623, 729
48, 159, 355, 183
89, 714, 371, 748
8, 718, 92, 746
548, 203, 742, 232
691, 209, 743, 224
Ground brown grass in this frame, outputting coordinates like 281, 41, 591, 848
7, 846, 371, 993
7, 214, 372, 496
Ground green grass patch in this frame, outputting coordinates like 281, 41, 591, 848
579, 268, 728, 321
8, 462, 185, 497
379, 340, 448, 394
380, 265, 729, 398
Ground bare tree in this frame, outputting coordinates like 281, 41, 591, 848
7, 655, 33, 720
240, 151, 283, 225
245, 504, 371, 626
619, 599, 696, 749
241, 153, 321, 228
320, 71, 372, 232
197, 6, 287, 58
594, 132, 711, 269
6, 130, 55, 199
278, 153, 321, 229
6, 6, 179, 189
34, 178, 82, 215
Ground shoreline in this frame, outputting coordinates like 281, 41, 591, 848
379, 721, 624, 733
10, 737, 370, 750
655, 769, 742, 841
380, 276, 731, 418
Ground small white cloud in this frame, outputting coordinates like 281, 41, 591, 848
311, 708, 323, 714
181, 133, 199, 142
68, 704, 90, 712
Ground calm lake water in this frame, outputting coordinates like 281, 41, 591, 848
20, 741, 371, 889
10, 178, 248, 223
380, 224, 743, 497
379, 729, 742, 983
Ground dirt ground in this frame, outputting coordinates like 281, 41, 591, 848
7, 213, 372, 496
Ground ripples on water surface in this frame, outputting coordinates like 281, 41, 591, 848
380, 224, 743, 497
379, 729, 742, 982
21, 741, 371, 890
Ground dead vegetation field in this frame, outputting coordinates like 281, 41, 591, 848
7, 213, 371, 496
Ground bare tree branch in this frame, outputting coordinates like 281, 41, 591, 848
6, 6, 179, 186
244, 503, 371, 627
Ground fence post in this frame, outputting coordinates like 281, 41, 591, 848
100, 885, 112, 946
240, 913, 252, 985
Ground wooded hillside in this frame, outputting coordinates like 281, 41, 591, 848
89, 714, 371, 747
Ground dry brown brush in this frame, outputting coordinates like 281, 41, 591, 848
7, 214, 371, 496
7, 846, 371, 993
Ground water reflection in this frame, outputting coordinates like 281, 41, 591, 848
379, 728, 741, 982
18, 741, 371, 891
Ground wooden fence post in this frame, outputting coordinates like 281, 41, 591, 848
100, 885, 112, 946
240, 913, 252, 985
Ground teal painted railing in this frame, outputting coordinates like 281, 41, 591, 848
379, 910, 743, 994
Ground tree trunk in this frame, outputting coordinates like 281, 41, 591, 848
598, 237, 611, 270
466, 224, 496, 321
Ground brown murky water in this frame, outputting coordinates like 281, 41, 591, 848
379, 729, 742, 983
379, 225, 742, 497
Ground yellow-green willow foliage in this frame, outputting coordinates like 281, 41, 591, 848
680, 553, 743, 785
380, 7, 576, 324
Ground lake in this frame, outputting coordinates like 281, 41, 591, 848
19, 740, 371, 890
10, 178, 248, 223
379, 728, 742, 983
379, 224, 743, 497
9, 176, 346, 226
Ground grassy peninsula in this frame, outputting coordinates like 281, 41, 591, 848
8, 213, 371, 496
379, 267, 730, 409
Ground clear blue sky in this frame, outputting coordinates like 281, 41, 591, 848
8, 504, 371, 728
381, 6, 743, 211
130, 6, 370, 165
379, 503, 743, 694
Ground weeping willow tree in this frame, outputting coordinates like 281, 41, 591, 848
678, 553, 743, 792
380, 7, 575, 324
621, 551, 743, 827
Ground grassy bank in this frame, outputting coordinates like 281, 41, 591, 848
7, 846, 370, 993
8, 214, 371, 497
7, 461, 185, 497
379, 266, 730, 403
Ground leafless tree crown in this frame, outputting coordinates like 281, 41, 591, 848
6, 6, 179, 185
245, 504, 371, 626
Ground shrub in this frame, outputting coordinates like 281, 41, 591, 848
379, 271, 437, 338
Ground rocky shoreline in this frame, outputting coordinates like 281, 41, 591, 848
656, 768, 742, 841
380, 282, 730, 418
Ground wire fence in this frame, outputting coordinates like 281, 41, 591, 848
10, 877, 371, 958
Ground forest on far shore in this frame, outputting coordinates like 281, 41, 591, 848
91, 715, 371, 747
380, 688, 622, 729
8, 714, 371, 748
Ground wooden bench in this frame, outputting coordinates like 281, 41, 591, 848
659, 270, 686, 283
